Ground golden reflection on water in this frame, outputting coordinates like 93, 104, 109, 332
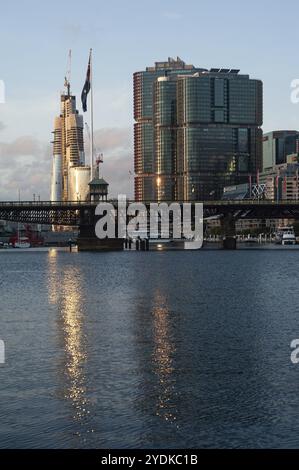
152, 291, 178, 425
47, 249, 59, 305
47, 251, 93, 437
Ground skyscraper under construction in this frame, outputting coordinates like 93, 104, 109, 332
50, 79, 90, 202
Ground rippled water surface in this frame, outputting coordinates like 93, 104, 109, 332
1, 249, 299, 448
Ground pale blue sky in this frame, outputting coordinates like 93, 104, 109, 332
1, 0, 299, 198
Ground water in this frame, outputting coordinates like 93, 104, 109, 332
1, 248, 299, 449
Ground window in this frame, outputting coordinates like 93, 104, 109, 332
214, 109, 225, 122
214, 78, 224, 107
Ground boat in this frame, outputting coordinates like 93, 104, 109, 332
14, 217, 31, 248
275, 226, 296, 246
14, 237, 31, 249
11, 190, 31, 248
242, 236, 259, 244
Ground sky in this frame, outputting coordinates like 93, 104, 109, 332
1, 0, 299, 199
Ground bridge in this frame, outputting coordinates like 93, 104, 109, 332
0, 201, 84, 226
1, 200, 299, 225
1, 200, 299, 250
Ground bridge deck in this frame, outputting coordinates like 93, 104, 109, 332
1, 200, 299, 225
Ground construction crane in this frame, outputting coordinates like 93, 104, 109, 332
64, 49, 72, 96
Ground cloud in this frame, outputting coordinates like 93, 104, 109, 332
0, 127, 133, 201
0, 92, 61, 141
93, 127, 131, 154
93, 87, 132, 129
0, 136, 43, 161
93, 127, 133, 198
0, 122, 5, 132
0, 136, 51, 200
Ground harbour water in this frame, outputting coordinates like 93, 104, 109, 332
1, 248, 299, 448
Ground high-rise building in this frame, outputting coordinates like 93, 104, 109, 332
134, 59, 263, 201
50, 82, 90, 202
134, 57, 207, 201
262, 130, 299, 170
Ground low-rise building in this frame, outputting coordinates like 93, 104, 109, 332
263, 130, 299, 170
260, 161, 299, 201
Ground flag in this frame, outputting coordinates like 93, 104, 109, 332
81, 52, 91, 112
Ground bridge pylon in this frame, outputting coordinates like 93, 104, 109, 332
77, 207, 124, 251
221, 213, 237, 250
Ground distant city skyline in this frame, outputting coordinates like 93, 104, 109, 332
1, 0, 299, 199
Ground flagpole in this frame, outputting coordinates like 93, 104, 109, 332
90, 48, 94, 180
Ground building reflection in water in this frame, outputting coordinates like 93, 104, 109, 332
47, 250, 93, 439
151, 290, 178, 426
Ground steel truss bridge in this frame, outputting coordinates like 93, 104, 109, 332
1, 200, 299, 226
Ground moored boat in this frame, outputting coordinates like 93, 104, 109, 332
275, 226, 296, 246
14, 237, 31, 249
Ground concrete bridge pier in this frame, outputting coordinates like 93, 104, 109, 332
221, 213, 237, 250
77, 208, 124, 252
77, 225, 124, 251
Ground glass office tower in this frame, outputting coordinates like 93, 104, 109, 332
134, 57, 207, 201
134, 60, 263, 201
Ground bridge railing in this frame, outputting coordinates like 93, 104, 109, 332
201, 199, 299, 206
0, 201, 94, 207
1, 199, 299, 207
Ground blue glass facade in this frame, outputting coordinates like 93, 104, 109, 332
134, 60, 263, 201
176, 73, 263, 200
134, 58, 207, 201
